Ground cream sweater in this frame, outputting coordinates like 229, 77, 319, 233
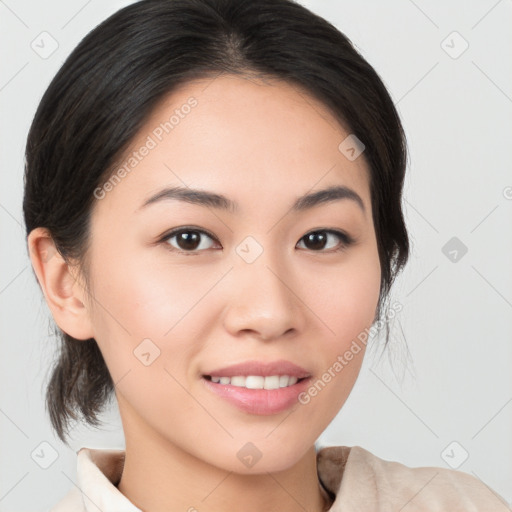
50, 445, 510, 511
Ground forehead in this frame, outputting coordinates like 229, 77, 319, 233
94, 74, 372, 219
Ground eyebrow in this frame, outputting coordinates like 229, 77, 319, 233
137, 184, 366, 215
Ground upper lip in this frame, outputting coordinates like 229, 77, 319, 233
204, 359, 311, 378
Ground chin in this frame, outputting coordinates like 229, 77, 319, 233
215, 435, 316, 475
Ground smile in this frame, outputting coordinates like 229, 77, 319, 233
201, 374, 312, 415
204, 375, 304, 389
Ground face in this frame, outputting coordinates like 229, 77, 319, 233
82, 74, 381, 473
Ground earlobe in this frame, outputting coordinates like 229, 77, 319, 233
27, 227, 95, 341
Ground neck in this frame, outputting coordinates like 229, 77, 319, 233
116, 416, 332, 512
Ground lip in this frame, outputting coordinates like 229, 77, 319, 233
203, 359, 311, 379
202, 374, 312, 415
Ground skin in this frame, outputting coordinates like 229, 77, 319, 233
29, 74, 381, 512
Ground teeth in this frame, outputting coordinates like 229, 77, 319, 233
279, 375, 289, 387
209, 375, 300, 389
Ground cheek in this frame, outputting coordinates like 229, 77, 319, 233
89, 243, 219, 333
304, 247, 381, 351
86, 246, 228, 378
297, 246, 380, 413
84, 252, 208, 419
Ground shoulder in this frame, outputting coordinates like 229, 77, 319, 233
49, 447, 140, 512
317, 445, 510, 511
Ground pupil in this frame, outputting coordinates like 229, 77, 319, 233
175, 231, 329, 251
179, 231, 200, 250
306, 232, 326, 250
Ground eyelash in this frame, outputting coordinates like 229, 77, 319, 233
159, 226, 355, 256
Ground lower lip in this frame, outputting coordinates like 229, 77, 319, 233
201, 376, 312, 415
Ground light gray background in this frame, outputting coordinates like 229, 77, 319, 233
1, 0, 511, 510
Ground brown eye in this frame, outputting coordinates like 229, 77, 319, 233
297, 230, 352, 252
164, 228, 217, 253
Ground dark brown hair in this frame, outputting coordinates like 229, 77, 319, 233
23, 0, 409, 444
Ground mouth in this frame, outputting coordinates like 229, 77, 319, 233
200, 359, 313, 414
202, 374, 309, 389
201, 365, 312, 415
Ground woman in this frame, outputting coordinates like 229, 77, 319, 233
23, 0, 509, 510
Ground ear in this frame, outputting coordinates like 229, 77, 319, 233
27, 227, 95, 340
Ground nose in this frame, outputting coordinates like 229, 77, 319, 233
221, 246, 305, 342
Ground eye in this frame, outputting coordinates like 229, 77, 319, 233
161, 227, 219, 254
296, 229, 353, 252
160, 227, 354, 255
